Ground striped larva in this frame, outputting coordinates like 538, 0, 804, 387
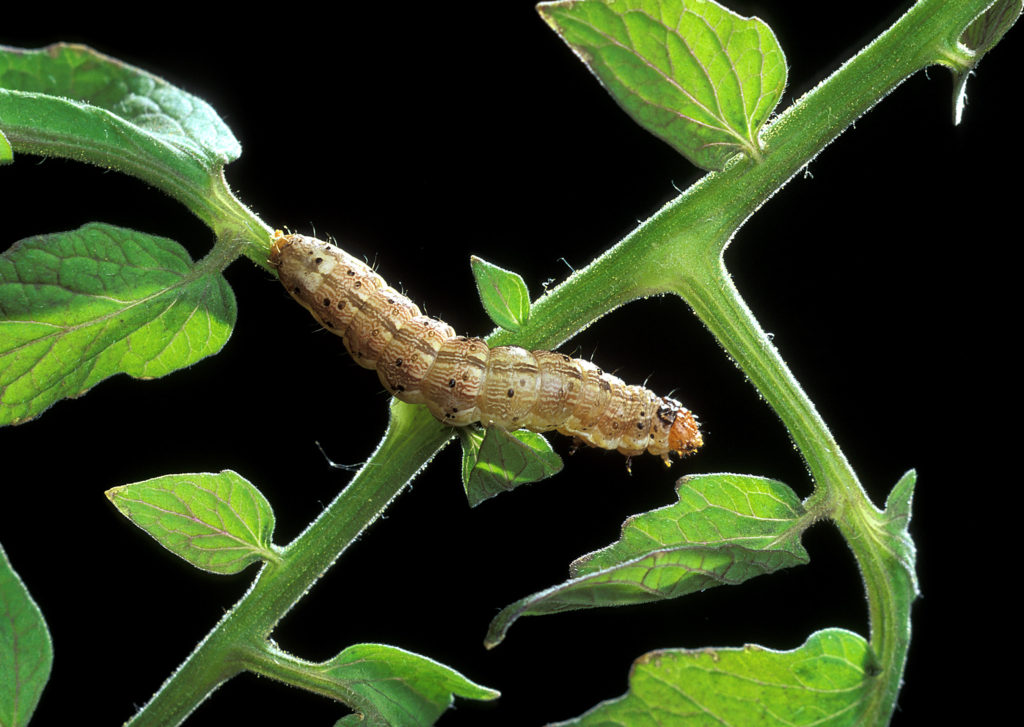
269, 231, 702, 464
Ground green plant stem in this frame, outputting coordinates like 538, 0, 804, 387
127, 1, 989, 723
125, 404, 451, 726
193, 171, 275, 273
490, 0, 988, 720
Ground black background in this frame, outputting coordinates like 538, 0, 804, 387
2, 3, 1018, 725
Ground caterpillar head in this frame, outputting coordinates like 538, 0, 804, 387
268, 229, 293, 267
660, 398, 703, 465
269, 231, 342, 303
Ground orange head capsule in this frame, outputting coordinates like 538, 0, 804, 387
268, 230, 296, 268
668, 408, 702, 457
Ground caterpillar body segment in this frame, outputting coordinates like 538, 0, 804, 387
269, 231, 702, 463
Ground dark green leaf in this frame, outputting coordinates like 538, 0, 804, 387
320, 643, 499, 727
106, 470, 278, 575
470, 256, 531, 332
461, 427, 563, 507
0, 223, 236, 425
539, 0, 787, 170
486, 473, 808, 647
0, 43, 239, 166
0, 542, 53, 727
548, 628, 876, 726
0, 43, 239, 213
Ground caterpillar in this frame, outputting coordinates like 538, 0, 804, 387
269, 231, 702, 464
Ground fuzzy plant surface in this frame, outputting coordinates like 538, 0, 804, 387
1, 2, 1019, 725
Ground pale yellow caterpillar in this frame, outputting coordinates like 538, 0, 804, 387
269, 231, 702, 464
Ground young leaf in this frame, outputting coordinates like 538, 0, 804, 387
547, 628, 875, 726
460, 427, 563, 507
539, 0, 787, 171
320, 643, 499, 726
0, 543, 53, 727
470, 256, 531, 332
0, 223, 236, 425
486, 473, 808, 647
881, 469, 919, 596
105, 470, 278, 575
0, 128, 11, 164
0, 43, 239, 184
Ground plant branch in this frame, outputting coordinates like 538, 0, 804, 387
125, 1, 995, 723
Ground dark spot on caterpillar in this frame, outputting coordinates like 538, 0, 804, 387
354, 281, 362, 288
292, 286, 300, 294
599, 379, 611, 392
636, 422, 644, 430
449, 379, 456, 388
395, 358, 403, 366
507, 389, 514, 398
322, 298, 330, 307
324, 320, 335, 329
395, 384, 405, 392
315, 257, 323, 265
337, 301, 345, 310
347, 269, 355, 276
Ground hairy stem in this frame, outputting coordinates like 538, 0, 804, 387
128, 1, 991, 722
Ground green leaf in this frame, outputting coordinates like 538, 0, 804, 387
538, 0, 787, 171
470, 256, 531, 332
881, 469, 918, 596
321, 643, 499, 727
952, 0, 1022, 123
0, 222, 236, 425
0, 542, 53, 727
548, 628, 876, 726
460, 427, 564, 507
0, 43, 240, 216
0, 128, 11, 164
486, 473, 808, 647
106, 470, 278, 575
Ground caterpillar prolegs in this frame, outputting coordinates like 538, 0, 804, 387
269, 231, 702, 464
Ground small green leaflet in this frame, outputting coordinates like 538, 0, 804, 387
319, 643, 499, 726
539, 0, 787, 171
548, 628, 876, 726
0, 543, 53, 727
0, 128, 11, 164
471, 256, 531, 332
486, 473, 808, 647
106, 470, 278, 575
882, 469, 918, 595
460, 427, 563, 507
0, 223, 236, 426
